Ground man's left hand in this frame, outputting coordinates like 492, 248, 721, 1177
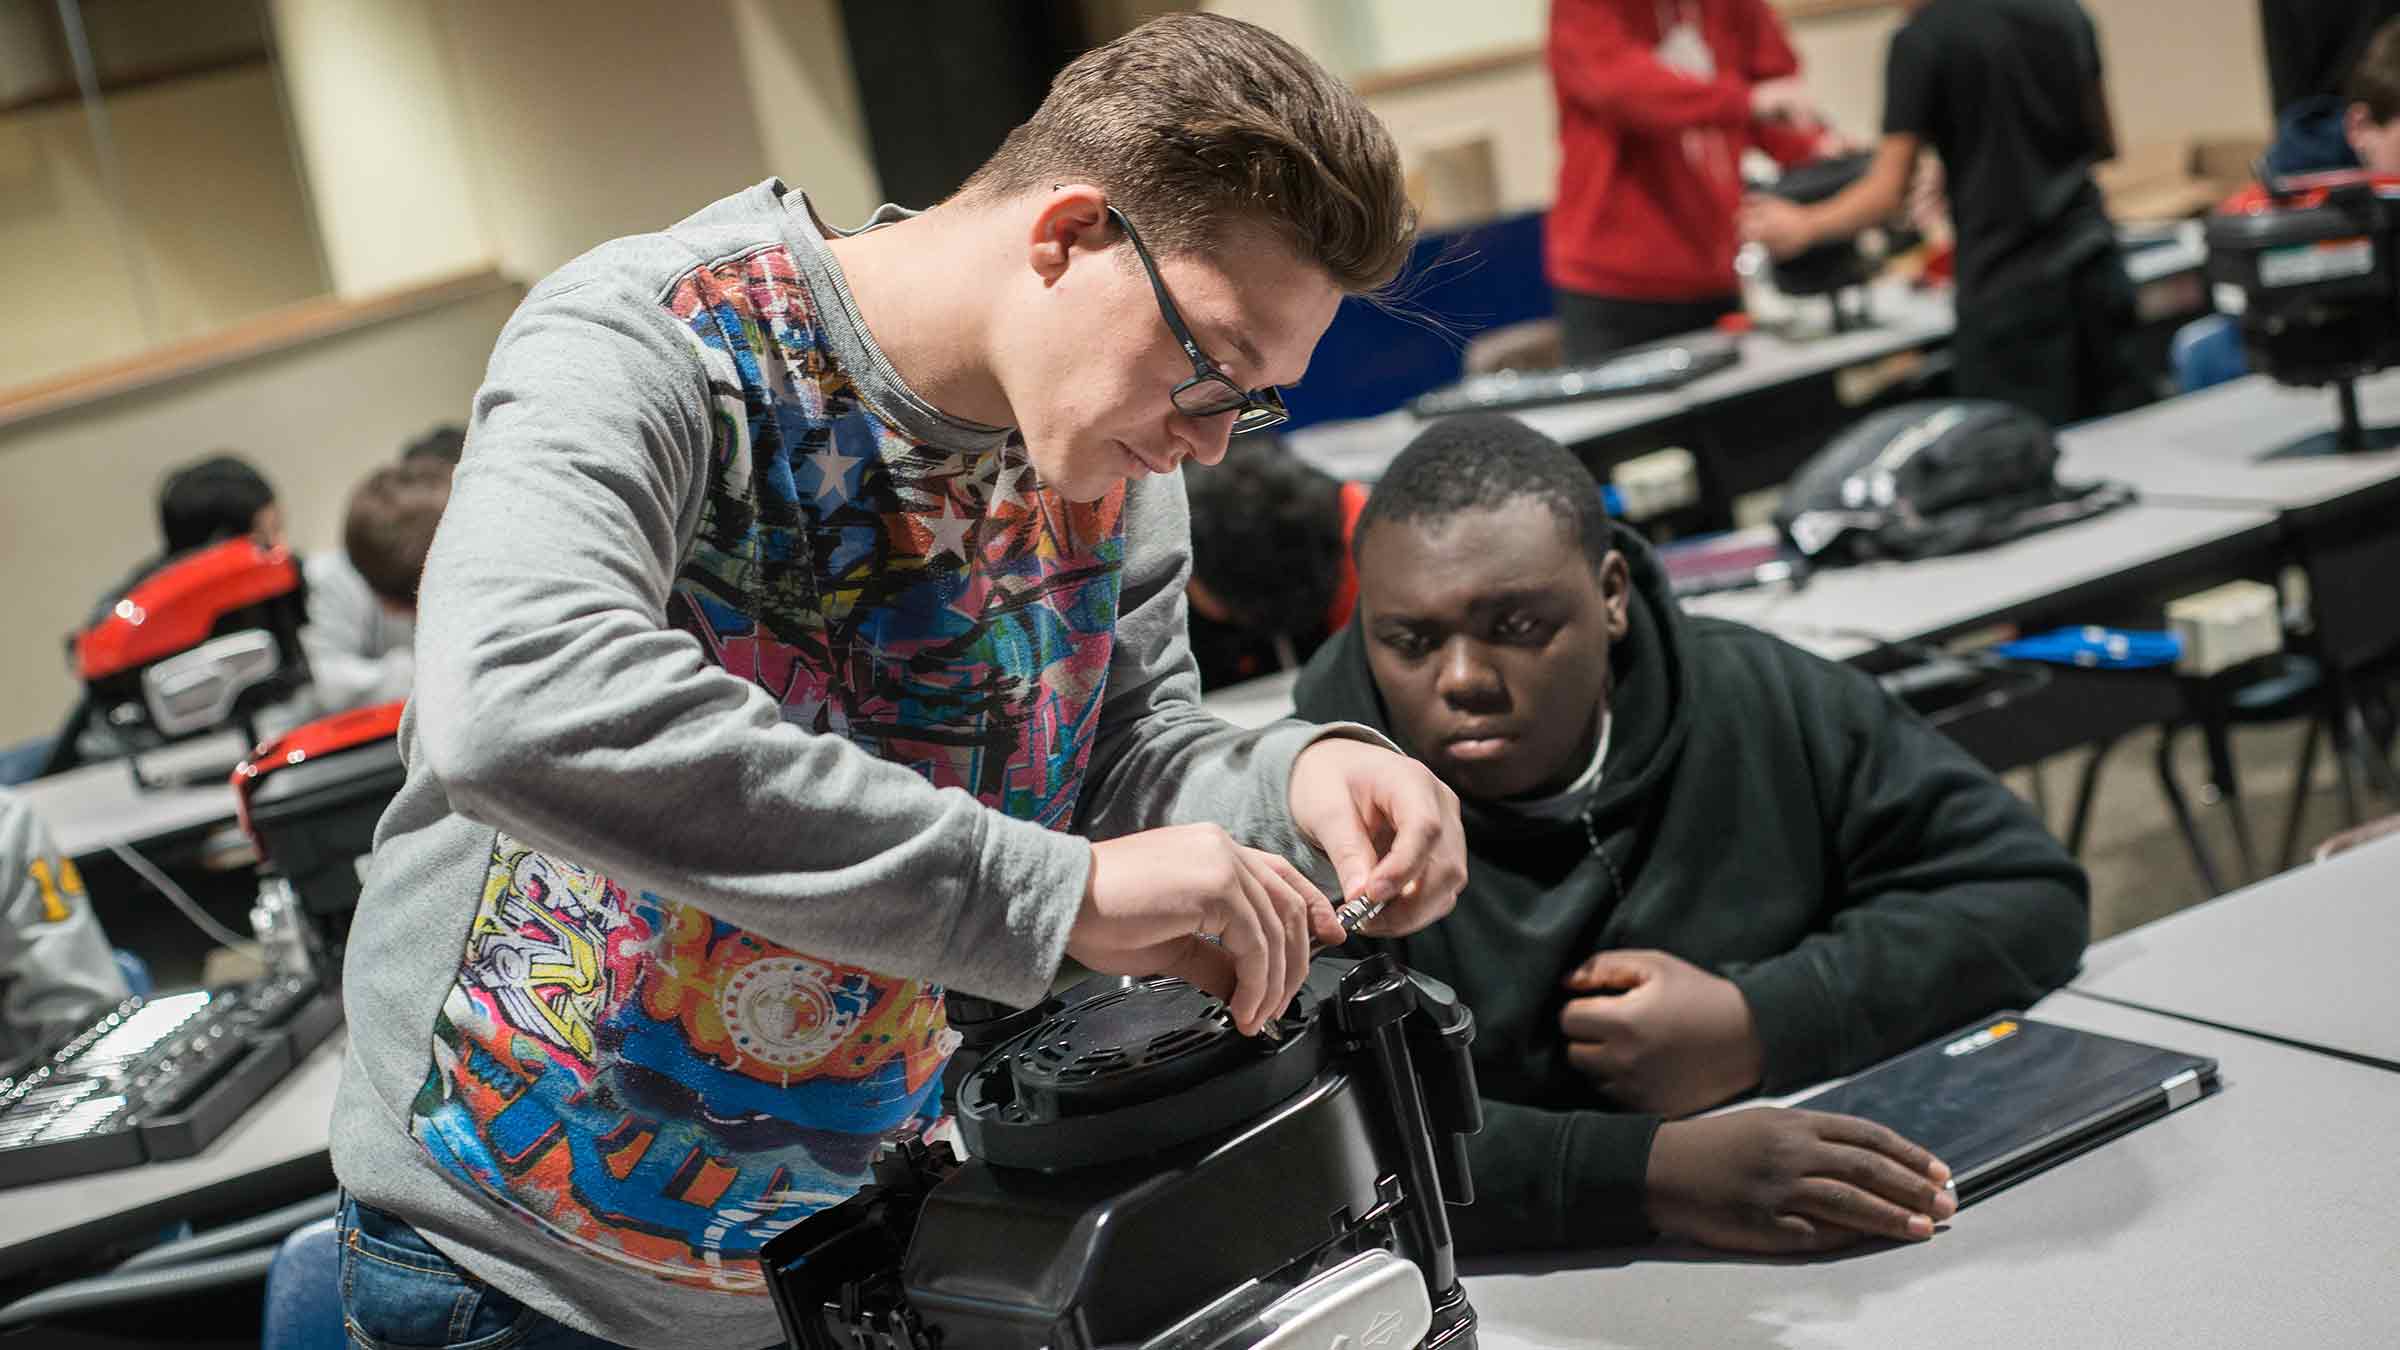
1286, 737, 1465, 938
1560, 948, 1765, 1117
1739, 196, 1817, 261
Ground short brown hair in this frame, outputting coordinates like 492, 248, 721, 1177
344, 459, 453, 605
2350, 17, 2400, 124
960, 13, 1415, 294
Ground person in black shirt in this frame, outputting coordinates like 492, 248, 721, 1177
1740, 0, 2142, 426
1295, 414, 2088, 1254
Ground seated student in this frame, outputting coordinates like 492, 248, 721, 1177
43, 454, 289, 773
0, 790, 131, 1079
400, 424, 466, 466
2266, 17, 2400, 177
1184, 437, 1367, 689
87, 453, 286, 629
1294, 414, 2089, 1254
301, 455, 455, 714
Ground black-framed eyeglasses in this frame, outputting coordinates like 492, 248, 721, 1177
1108, 206, 1290, 436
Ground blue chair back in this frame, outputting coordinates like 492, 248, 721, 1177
2171, 314, 2249, 393
262, 1216, 344, 1350
112, 949, 152, 1000
1282, 209, 1554, 429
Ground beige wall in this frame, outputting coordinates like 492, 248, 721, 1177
271, 0, 490, 298
436, 0, 773, 283
0, 105, 153, 386
0, 283, 523, 743
732, 0, 883, 227
2086, 0, 2272, 148
0, 67, 327, 389
274, 0, 888, 290
0, 0, 891, 743
1789, 7, 1907, 142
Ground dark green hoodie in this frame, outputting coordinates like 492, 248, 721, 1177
1292, 523, 2088, 1254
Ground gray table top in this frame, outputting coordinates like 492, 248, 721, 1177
12, 732, 250, 862
2056, 369, 2400, 513
1287, 281, 1959, 480
2074, 833, 2400, 1067
0, 1030, 342, 1258
1506, 282, 1959, 451
1293, 228, 2202, 484
1465, 990, 2400, 1350
1678, 281, 1957, 403
1684, 500, 2278, 657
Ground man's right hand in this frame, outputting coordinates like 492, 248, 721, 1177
1646, 1109, 1955, 1253
1066, 825, 1344, 1037
1749, 77, 1817, 126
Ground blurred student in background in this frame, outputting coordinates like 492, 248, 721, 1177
1742, 0, 2141, 426
2265, 16, 2400, 177
0, 790, 130, 1079
302, 449, 455, 715
1184, 437, 1367, 689
86, 453, 284, 629
1546, 0, 1837, 362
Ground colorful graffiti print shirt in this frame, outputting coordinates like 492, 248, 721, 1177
402, 208, 1137, 1293
331, 185, 1337, 1345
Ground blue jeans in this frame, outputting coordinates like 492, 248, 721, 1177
337, 1194, 633, 1350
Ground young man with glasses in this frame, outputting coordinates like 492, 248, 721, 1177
329, 15, 1465, 1350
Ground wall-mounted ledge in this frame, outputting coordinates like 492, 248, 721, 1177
0, 268, 520, 439
1347, 1, 1895, 99
1353, 43, 1541, 98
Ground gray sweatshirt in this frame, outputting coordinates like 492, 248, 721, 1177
330, 181, 1362, 1349
0, 790, 131, 1077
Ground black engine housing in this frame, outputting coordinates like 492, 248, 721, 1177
765, 956, 1481, 1350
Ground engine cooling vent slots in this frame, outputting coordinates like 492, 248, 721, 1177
954, 970, 1337, 1170
1008, 980, 1246, 1115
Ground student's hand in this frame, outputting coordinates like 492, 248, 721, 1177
1739, 195, 1819, 261
1285, 738, 1466, 938
1647, 1109, 1956, 1253
1068, 825, 1345, 1037
1559, 949, 1764, 1117
1907, 153, 1950, 238
2315, 813, 2400, 862
1809, 126, 1861, 158
1749, 77, 1816, 126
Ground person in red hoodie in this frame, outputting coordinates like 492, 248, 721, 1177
1547, 0, 1833, 362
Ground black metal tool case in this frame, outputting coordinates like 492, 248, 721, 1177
0, 977, 340, 1189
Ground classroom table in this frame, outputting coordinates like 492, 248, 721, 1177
11, 731, 251, 865
1199, 502, 2288, 750
0, 1030, 343, 1279
2072, 831, 2400, 1070
1520, 279, 1961, 451
2055, 368, 2400, 673
2055, 369, 2400, 517
1287, 279, 1958, 489
1683, 501, 2282, 656
1292, 226, 2208, 515
1464, 991, 2400, 1350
